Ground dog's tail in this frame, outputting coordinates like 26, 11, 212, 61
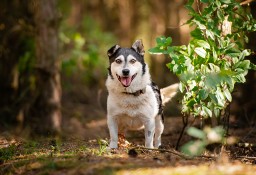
160, 83, 179, 105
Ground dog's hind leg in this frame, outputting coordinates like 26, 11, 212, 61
154, 114, 164, 148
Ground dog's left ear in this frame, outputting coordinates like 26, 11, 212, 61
131, 39, 145, 56
107, 45, 121, 57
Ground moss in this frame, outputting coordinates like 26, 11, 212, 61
0, 144, 17, 161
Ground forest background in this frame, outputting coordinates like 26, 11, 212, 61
1, 0, 256, 174
0, 0, 255, 144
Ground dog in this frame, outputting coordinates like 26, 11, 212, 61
106, 39, 178, 149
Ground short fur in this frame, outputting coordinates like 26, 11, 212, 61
106, 40, 178, 148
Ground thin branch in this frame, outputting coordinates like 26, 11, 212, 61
176, 115, 189, 150
233, 156, 256, 160
167, 21, 189, 29
132, 146, 220, 160
196, 0, 202, 15
132, 146, 191, 159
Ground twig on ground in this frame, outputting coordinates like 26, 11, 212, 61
233, 156, 256, 160
132, 146, 191, 160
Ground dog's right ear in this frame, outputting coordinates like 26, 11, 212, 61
107, 45, 121, 57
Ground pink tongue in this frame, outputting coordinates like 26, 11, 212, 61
121, 77, 132, 87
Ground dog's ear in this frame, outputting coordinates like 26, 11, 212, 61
131, 39, 145, 56
107, 45, 121, 57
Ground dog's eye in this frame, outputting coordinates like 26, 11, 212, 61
115, 59, 122, 64
130, 59, 136, 64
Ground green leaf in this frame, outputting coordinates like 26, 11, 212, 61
200, 0, 209, 3
148, 47, 164, 54
156, 37, 163, 44
213, 108, 220, 117
179, 83, 185, 93
209, 93, 218, 104
187, 0, 194, 6
191, 28, 204, 39
209, 63, 220, 72
196, 40, 210, 49
198, 89, 208, 100
195, 47, 207, 58
187, 98, 197, 107
212, 48, 218, 61
202, 106, 212, 117
216, 89, 225, 107
205, 73, 220, 89
250, 63, 256, 70
236, 60, 250, 70
187, 127, 206, 139
166, 37, 172, 45
223, 88, 232, 102
206, 30, 215, 40
234, 74, 246, 83
181, 140, 206, 157
239, 50, 250, 60
220, 0, 231, 4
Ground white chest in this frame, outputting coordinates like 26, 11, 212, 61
107, 86, 159, 120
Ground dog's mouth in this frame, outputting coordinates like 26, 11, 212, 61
116, 73, 137, 87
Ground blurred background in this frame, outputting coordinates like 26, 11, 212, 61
0, 0, 255, 139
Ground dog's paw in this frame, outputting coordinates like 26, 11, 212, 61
106, 147, 119, 154
109, 141, 118, 149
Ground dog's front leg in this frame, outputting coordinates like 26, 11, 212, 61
144, 119, 155, 148
107, 116, 118, 149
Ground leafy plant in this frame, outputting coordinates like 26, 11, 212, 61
149, 0, 256, 119
97, 139, 108, 156
181, 126, 227, 157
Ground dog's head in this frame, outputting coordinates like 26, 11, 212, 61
107, 40, 146, 87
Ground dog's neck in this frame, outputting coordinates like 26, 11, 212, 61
123, 88, 146, 97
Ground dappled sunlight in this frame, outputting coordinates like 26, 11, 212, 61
1, 0, 256, 174
117, 163, 256, 175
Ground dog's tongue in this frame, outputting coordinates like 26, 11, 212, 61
121, 77, 132, 87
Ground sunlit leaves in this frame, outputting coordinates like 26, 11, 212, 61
187, 127, 206, 139
194, 40, 210, 49
149, 0, 255, 120
223, 88, 232, 102
198, 89, 208, 100
149, 37, 172, 54
195, 47, 207, 58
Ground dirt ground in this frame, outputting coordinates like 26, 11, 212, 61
1, 112, 256, 175
1, 85, 256, 174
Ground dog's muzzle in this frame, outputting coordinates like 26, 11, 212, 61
116, 73, 137, 87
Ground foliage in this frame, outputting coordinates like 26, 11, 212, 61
180, 126, 232, 157
60, 16, 116, 86
97, 139, 108, 156
0, 144, 17, 162
149, 0, 256, 118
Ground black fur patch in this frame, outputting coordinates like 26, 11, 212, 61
150, 82, 164, 123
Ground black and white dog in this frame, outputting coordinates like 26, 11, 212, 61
106, 40, 178, 149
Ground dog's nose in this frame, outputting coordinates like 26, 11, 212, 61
122, 69, 130, 76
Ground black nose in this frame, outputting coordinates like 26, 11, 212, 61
122, 69, 130, 76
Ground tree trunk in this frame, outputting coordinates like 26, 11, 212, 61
28, 0, 61, 134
